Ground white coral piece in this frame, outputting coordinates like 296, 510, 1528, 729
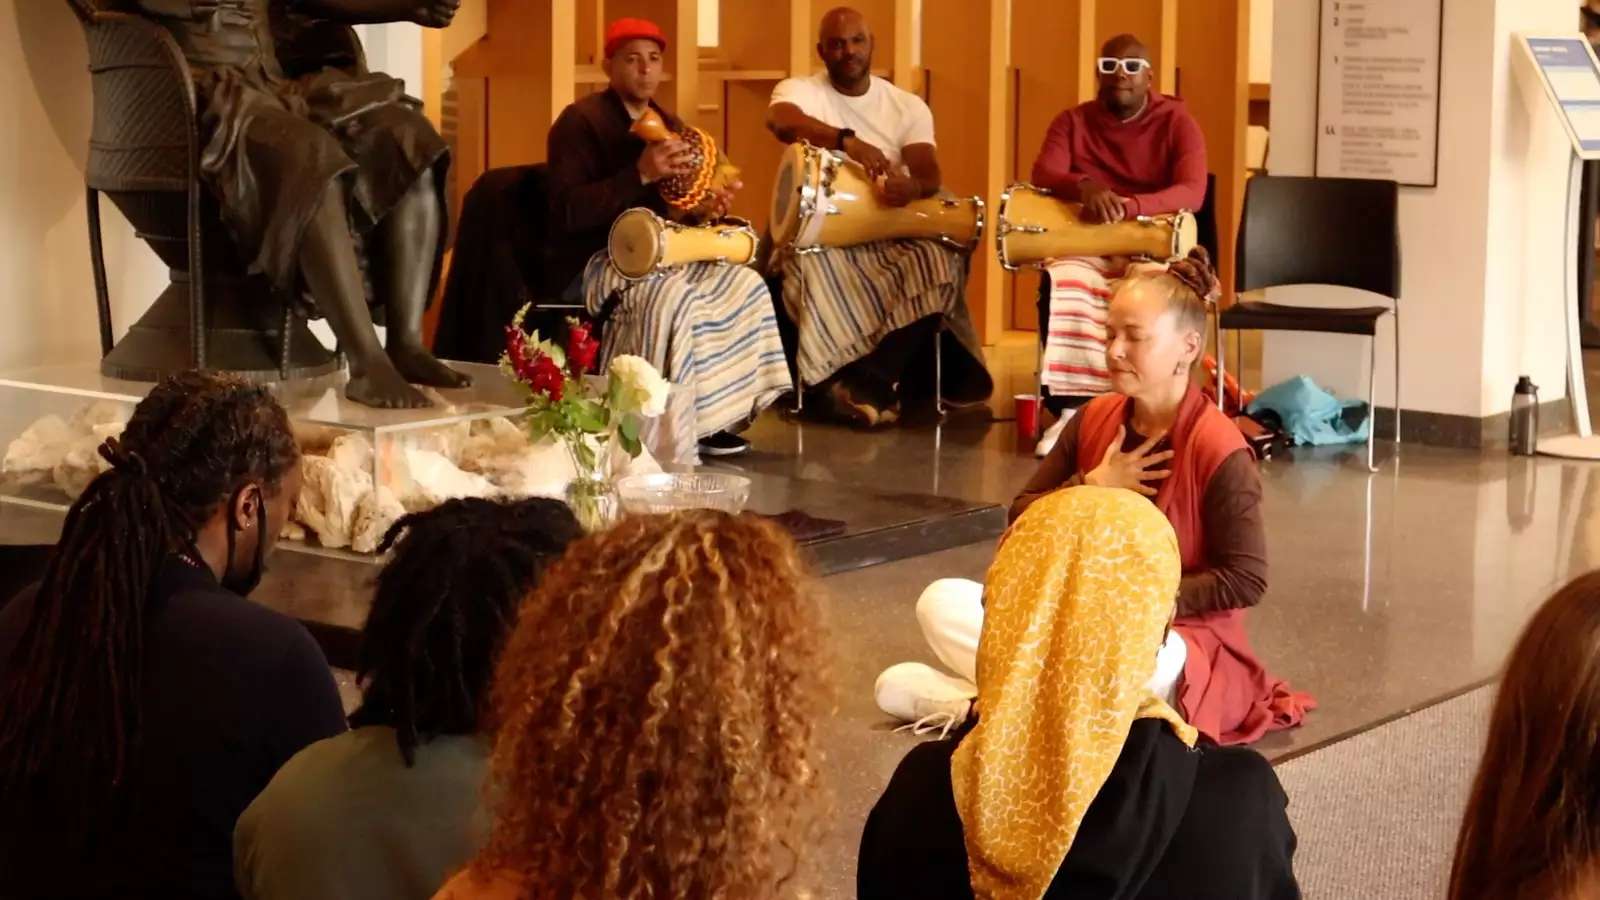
350, 485, 407, 554
295, 455, 372, 550
3, 415, 76, 482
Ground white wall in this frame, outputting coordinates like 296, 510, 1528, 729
1262, 0, 1574, 421
1, 1, 168, 372
354, 22, 424, 96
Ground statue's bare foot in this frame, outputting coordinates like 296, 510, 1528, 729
389, 343, 474, 389
346, 366, 432, 409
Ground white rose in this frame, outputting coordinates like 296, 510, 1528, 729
607, 355, 670, 418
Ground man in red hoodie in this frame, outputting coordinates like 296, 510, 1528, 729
1028, 34, 1207, 455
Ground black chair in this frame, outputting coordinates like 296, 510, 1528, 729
433, 163, 593, 363
1218, 175, 1401, 471
1032, 174, 1218, 438
69, 0, 359, 381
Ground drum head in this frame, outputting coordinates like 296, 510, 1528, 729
1174, 212, 1198, 259
768, 143, 810, 247
608, 208, 663, 279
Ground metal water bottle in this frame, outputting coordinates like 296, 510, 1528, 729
1509, 376, 1539, 456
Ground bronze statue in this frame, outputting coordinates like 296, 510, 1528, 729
127, 0, 468, 408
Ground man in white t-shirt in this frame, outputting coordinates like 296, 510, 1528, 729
764, 7, 991, 428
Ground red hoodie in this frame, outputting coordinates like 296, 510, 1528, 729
1029, 92, 1207, 217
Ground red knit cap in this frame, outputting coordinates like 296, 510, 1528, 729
604, 18, 667, 58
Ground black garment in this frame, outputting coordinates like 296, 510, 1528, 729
432, 165, 552, 364
0, 558, 347, 900
846, 314, 942, 397
858, 719, 1299, 900
545, 89, 678, 294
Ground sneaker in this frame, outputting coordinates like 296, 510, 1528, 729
874, 662, 977, 738
1034, 408, 1076, 457
698, 431, 751, 457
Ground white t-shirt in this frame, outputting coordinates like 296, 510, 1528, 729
769, 72, 936, 169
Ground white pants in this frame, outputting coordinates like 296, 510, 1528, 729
917, 578, 1188, 706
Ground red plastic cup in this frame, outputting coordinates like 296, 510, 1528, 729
1014, 394, 1039, 446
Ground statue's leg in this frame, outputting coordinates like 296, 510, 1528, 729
300, 181, 430, 409
374, 174, 472, 388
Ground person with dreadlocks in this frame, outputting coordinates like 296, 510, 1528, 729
433, 511, 831, 900
233, 497, 582, 900
0, 371, 344, 899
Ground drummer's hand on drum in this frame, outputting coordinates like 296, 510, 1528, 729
880, 174, 921, 208
695, 181, 741, 221
638, 140, 696, 185
842, 135, 893, 181
1079, 179, 1129, 224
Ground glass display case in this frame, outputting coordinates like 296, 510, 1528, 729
0, 362, 545, 561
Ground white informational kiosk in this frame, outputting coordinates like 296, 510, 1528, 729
1516, 35, 1600, 458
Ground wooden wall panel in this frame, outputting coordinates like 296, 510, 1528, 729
444, 77, 487, 228
720, 0, 790, 71
577, 0, 603, 67
922, 0, 1008, 342
1095, 0, 1177, 94
1009, 0, 1096, 331
1175, 0, 1247, 304
723, 81, 790, 230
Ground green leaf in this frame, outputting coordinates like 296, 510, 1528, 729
619, 415, 640, 444
570, 400, 607, 433
618, 431, 642, 458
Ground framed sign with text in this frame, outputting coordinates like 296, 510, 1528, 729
1315, 0, 1444, 187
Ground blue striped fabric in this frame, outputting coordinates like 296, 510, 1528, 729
779, 238, 968, 388
584, 253, 792, 439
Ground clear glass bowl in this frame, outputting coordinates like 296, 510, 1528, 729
615, 472, 752, 515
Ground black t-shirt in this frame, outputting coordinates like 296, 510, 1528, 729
0, 558, 347, 900
858, 719, 1301, 900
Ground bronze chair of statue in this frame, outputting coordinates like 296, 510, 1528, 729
69, 0, 467, 408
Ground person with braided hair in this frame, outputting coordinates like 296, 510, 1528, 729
879, 250, 1314, 748
0, 371, 345, 899
233, 497, 582, 900
433, 511, 830, 900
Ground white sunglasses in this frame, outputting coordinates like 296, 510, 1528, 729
1096, 57, 1151, 76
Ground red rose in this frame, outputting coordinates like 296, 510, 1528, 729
529, 353, 565, 402
566, 322, 600, 375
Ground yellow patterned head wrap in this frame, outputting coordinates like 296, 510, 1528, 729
951, 486, 1199, 900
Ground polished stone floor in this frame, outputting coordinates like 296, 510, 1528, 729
6, 383, 1598, 897
707, 409, 1600, 896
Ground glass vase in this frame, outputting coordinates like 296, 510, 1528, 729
563, 440, 618, 532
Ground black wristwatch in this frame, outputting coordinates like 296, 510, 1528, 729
835, 128, 856, 151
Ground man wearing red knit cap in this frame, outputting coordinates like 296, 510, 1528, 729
544, 18, 791, 458
1029, 33, 1209, 457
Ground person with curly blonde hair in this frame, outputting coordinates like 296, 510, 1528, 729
433, 510, 830, 900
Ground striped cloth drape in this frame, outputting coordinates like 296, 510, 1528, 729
584, 252, 792, 439
778, 238, 991, 404
1042, 256, 1118, 398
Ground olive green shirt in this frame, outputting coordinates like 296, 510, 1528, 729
234, 726, 489, 900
